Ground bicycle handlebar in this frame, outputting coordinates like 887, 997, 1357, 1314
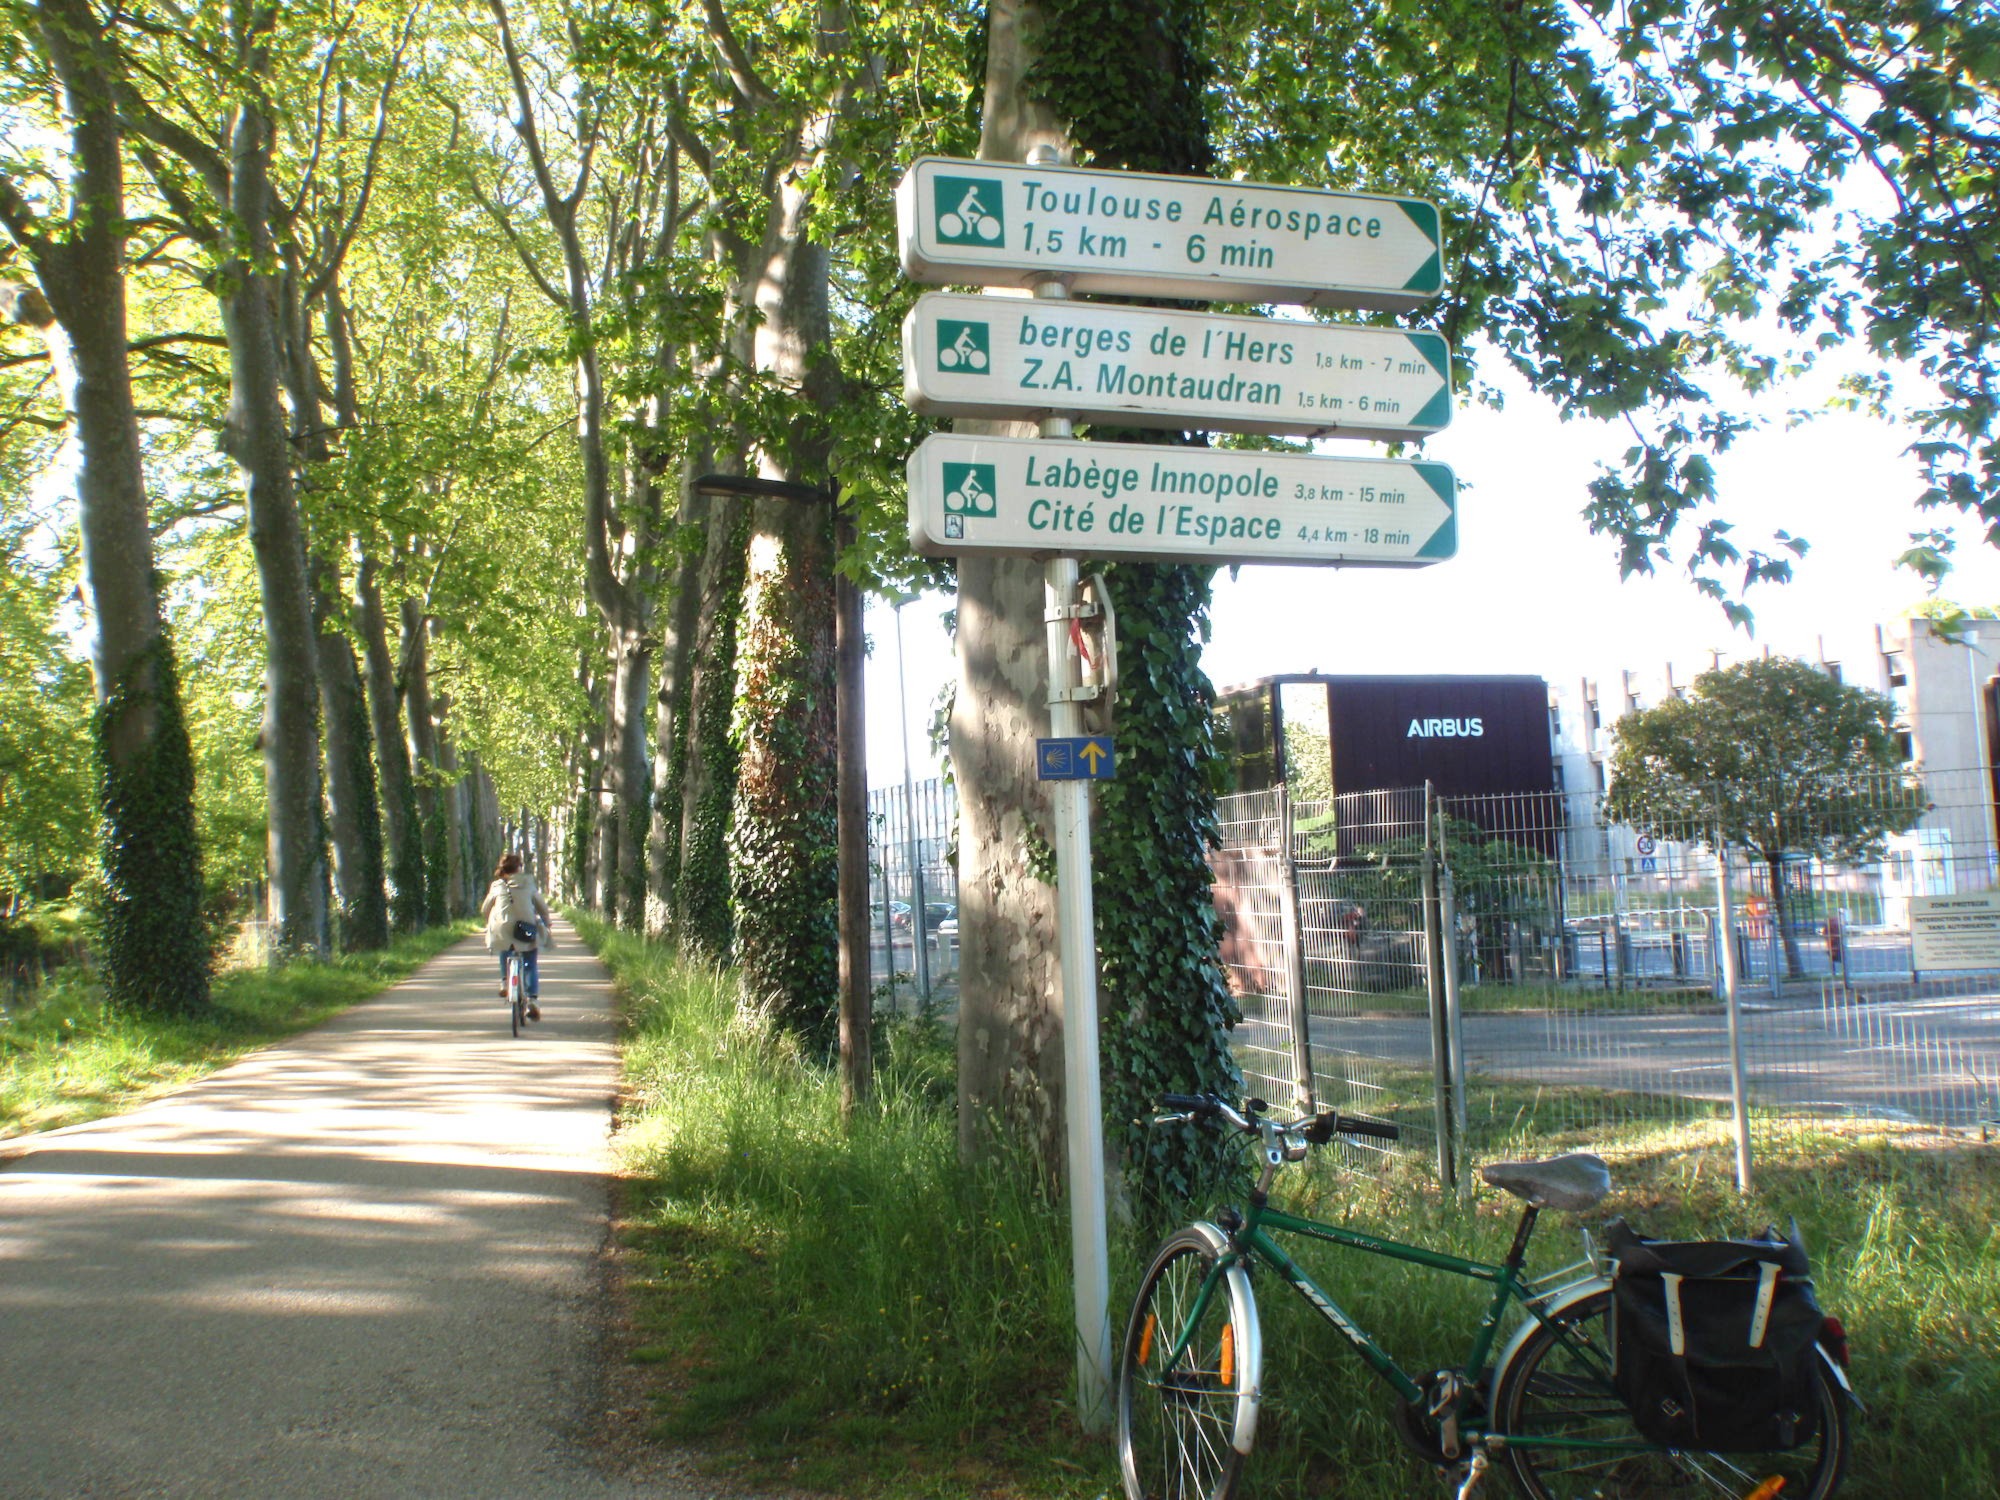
1153, 1092, 1401, 1144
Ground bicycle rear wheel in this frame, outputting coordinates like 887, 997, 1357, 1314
1116, 1225, 1258, 1500
507, 955, 523, 1038
1494, 1289, 1849, 1500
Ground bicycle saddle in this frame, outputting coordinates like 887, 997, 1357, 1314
1479, 1153, 1612, 1211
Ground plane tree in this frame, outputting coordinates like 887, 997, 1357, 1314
1603, 656, 1923, 977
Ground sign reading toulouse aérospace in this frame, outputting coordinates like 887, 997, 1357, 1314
907, 433, 1455, 568
896, 157, 1443, 311
903, 293, 1452, 441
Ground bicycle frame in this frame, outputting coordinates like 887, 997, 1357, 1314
1159, 1192, 1625, 1456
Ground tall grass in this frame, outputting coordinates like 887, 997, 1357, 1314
588, 914, 1103, 1496
594, 917, 2000, 1500
0, 923, 470, 1138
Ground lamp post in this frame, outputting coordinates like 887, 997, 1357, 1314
691, 472, 870, 1109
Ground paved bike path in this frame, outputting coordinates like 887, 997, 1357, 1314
0, 921, 724, 1499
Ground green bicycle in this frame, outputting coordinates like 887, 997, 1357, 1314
1116, 1093, 1854, 1500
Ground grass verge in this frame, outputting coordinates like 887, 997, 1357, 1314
0, 922, 472, 1139
594, 917, 1999, 1500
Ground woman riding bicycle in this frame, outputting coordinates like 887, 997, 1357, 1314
481, 852, 553, 1020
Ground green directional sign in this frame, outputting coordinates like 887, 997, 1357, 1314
904, 293, 1452, 440
909, 434, 1456, 566
897, 156, 1443, 312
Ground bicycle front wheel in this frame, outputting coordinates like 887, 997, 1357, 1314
1494, 1290, 1850, 1500
1116, 1225, 1259, 1500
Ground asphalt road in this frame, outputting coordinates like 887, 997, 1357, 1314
0, 923, 740, 1500
1249, 989, 2000, 1127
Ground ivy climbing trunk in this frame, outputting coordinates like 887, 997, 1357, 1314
1034, 0, 1245, 1209
952, 0, 1071, 1171
646, 457, 711, 939
0, 0, 209, 1012
726, 142, 842, 1045
675, 501, 749, 961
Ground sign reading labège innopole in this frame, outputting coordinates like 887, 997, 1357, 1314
909, 434, 1455, 568
897, 157, 1442, 311
905, 293, 1451, 441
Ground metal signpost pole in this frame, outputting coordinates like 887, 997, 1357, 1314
1028, 236, 1114, 1429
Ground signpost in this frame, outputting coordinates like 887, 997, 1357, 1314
908, 432, 1456, 567
894, 149, 1458, 1431
904, 293, 1452, 440
897, 156, 1443, 310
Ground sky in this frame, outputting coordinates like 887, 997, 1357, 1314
861, 362, 2000, 786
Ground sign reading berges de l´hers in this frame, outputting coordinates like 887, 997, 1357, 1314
905, 293, 1451, 441
897, 157, 1442, 311
908, 434, 1456, 568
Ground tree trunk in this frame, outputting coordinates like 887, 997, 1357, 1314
433, 694, 470, 917
356, 553, 426, 930
310, 562, 387, 949
953, 0, 1071, 1167
284, 270, 386, 952
646, 468, 707, 938
4, 0, 209, 1012
1769, 849, 1804, 980
611, 618, 651, 929
400, 595, 449, 928
676, 501, 750, 961
214, 85, 328, 956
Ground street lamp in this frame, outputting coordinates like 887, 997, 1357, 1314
691, 472, 870, 1109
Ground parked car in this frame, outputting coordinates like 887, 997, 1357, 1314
922, 901, 956, 926
869, 901, 912, 931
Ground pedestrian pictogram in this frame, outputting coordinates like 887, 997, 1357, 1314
933, 177, 1005, 245
1038, 736, 1116, 781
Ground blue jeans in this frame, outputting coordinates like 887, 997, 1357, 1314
499, 947, 540, 999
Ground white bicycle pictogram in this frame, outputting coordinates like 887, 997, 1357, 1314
939, 326, 989, 370
945, 469, 995, 514
937, 186, 1003, 242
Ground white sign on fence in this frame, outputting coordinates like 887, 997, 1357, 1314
1911, 891, 2000, 971
903, 293, 1452, 440
907, 433, 1455, 567
896, 157, 1443, 310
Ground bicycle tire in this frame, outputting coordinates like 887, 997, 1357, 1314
1493, 1289, 1850, 1500
508, 954, 522, 1038
1116, 1225, 1259, 1500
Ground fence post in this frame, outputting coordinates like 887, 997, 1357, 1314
1423, 782, 1458, 1188
1275, 787, 1317, 1114
1436, 814, 1470, 1195
1713, 835, 1755, 1193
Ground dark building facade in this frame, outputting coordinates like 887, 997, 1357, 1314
1216, 673, 1559, 852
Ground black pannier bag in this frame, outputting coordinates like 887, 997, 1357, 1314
1605, 1217, 1825, 1452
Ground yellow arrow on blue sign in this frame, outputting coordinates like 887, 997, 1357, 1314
1038, 736, 1116, 781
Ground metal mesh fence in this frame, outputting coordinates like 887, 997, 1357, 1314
867, 777, 959, 1014
1214, 765, 2000, 1183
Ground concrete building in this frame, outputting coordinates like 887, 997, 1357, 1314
1549, 616, 2000, 898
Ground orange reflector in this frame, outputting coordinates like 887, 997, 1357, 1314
1138, 1313, 1157, 1366
1745, 1480, 1786, 1500
1220, 1323, 1236, 1386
